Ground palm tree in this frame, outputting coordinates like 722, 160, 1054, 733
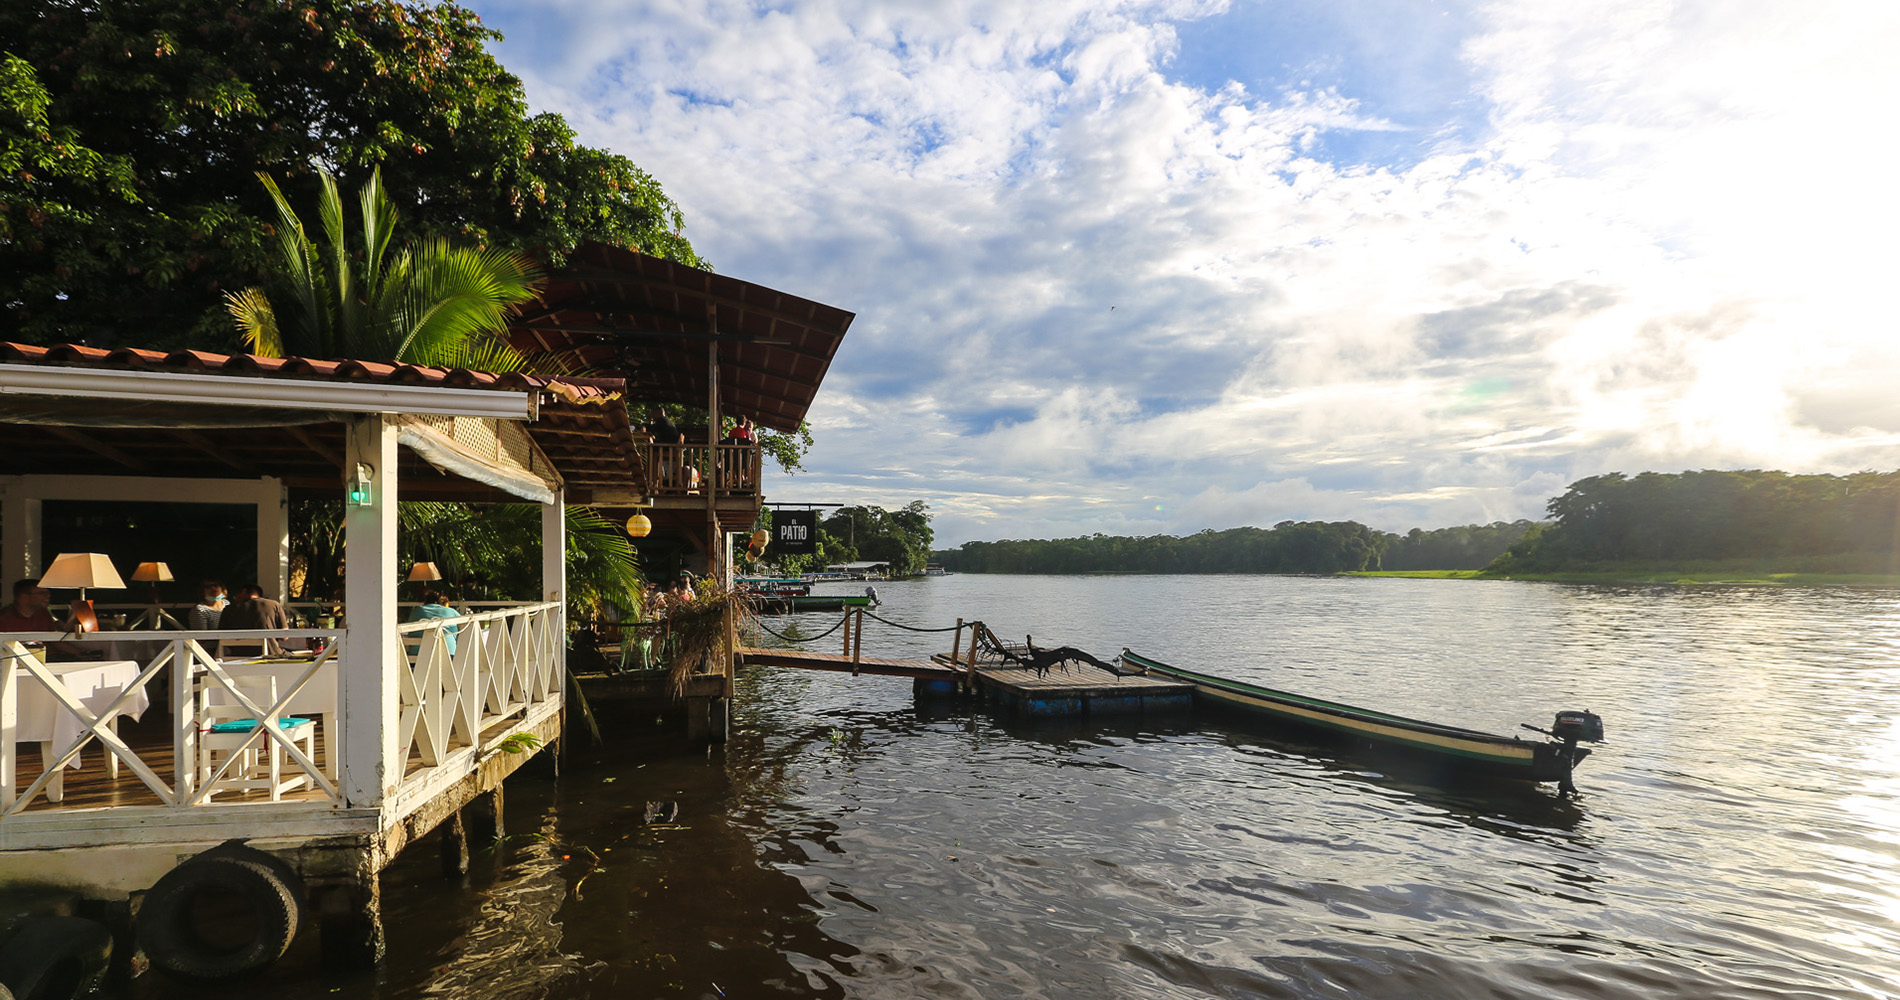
248, 170, 647, 625
226, 167, 541, 370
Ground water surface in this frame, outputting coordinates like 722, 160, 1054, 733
144, 575, 1900, 999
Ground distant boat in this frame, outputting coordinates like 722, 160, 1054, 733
1119, 649, 1603, 791
923, 565, 948, 576
739, 578, 880, 615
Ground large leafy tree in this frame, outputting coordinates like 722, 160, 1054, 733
2, 0, 701, 349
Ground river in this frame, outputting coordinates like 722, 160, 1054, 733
144, 575, 1900, 999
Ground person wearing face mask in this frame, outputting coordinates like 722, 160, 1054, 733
189, 580, 228, 631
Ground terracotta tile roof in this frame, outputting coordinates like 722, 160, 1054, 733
0, 340, 621, 404
0, 341, 647, 501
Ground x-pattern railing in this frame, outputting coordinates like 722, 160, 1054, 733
1, 630, 345, 816
395, 602, 561, 772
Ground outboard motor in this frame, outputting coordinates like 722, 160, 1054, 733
1523, 709, 1606, 798
865, 585, 880, 606
1551, 710, 1605, 745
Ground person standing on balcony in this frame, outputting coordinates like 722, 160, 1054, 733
724, 415, 756, 489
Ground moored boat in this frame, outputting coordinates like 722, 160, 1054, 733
1120, 649, 1603, 791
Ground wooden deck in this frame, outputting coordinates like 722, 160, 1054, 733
739, 645, 1194, 717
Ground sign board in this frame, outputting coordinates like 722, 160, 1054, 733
774, 510, 819, 555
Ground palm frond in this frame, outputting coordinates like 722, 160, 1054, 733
225, 286, 282, 356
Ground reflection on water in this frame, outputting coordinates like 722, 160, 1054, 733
141, 576, 1900, 999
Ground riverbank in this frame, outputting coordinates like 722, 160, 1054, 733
1354, 563, 1900, 587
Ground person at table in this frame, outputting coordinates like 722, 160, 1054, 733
407, 589, 459, 656
0, 579, 55, 632
222, 584, 290, 656
188, 580, 227, 631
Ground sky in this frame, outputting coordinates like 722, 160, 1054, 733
467, 0, 1900, 547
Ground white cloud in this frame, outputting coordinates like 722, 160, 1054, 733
473, 0, 1900, 545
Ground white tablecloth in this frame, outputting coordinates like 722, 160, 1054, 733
10, 659, 150, 767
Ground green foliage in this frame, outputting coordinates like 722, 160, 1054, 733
756, 502, 935, 576
230, 166, 540, 366
2, 0, 701, 348
495, 732, 542, 754
1488, 469, 1900, 572
935, 520, 1394, 575
1378, 521, 1536, 570
290, 499, 644, 621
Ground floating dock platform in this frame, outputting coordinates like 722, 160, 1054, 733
737, 644, 1193, 717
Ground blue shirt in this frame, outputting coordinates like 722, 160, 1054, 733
407, 601, 460, 656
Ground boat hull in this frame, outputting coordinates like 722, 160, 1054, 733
1122, 650, 1584, 783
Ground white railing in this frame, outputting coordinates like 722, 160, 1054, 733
393, 602, 562, 776
1, 630, 346, 816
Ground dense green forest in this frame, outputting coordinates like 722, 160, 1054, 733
1491, 469, 1900, 572
934, 520, 1534, 575
934, 468, 1900, 578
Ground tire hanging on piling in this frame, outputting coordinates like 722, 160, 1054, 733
137, 844, 305, 981
0, 915, 114, 1000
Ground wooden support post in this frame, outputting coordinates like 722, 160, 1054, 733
257, 476, 289, 600
440, 809, 470, 878
318, 869, 384, 969
949, 618, 965, 691
841, 610, 853, 659
467, 785, 504, 844
853, 608, 864, 665
342, 415, 399, 809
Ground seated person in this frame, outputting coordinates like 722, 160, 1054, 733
189, 580, 227, 631
406, 589, 460, 657
0, 579, 55, 632
221, 584, 289, 656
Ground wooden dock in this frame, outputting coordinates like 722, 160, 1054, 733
737, 647, 958, 680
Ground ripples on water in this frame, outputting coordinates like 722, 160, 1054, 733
149, 576, 1900, 999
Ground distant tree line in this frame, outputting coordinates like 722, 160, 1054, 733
934, 520, 1535, 575
1490, 470, 1900, 571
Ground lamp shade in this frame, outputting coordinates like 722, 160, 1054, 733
624, 513, 653, 538
131, 561, 174, 583
38, 552, 127, 590
407, 561, 443, 582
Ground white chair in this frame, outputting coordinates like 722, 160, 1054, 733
199, 673, 316, 801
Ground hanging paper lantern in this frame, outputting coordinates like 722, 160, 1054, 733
624, 513, 653, 538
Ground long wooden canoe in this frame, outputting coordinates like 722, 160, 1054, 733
1120, 649, 1592, 784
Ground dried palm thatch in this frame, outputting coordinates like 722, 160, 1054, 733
630, 580, 755, 697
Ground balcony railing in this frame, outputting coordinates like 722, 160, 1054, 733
0, 600, 563, 821
648, 441, 760, 498
1, 630, 345, 814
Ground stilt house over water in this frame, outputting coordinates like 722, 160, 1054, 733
0, 246, 853, 978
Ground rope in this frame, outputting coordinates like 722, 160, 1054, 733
860, 610, 966, 633
749, 612, 850, 644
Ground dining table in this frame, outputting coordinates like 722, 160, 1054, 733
7, 658, 151, 803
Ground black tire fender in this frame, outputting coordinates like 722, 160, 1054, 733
0, 916, 113, 1000
137, 855, 301, 981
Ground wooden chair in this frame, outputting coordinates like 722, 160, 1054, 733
198, 673, 315, 801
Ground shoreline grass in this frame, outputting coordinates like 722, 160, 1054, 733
1351, 566, 1900, 587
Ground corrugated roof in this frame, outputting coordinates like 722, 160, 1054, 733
509, 243, 854, 433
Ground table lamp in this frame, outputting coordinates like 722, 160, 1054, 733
132, 561, 174, 602
407, 562, 442, 583
39, 552, 127, 633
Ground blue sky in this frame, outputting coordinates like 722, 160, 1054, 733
468, 0, 1899, 546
